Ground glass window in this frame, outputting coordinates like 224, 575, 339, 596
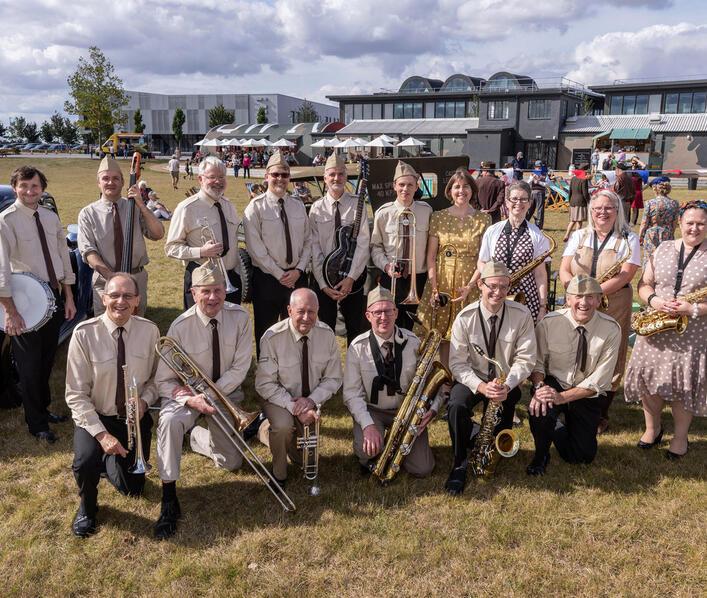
455, 101, 466, 118
487, 101, 509, 120
445, 101, 455, 117
634, 95, 649, 114
692, 92, 707, 113
424, 102, 435, 118
444, 77, 472, 92
393, 103, 404, 119
528, 99, 551, 119
609, 96, 622, 115
344, 105, 353, 124
412, 103, 423, 118
468, 99, 479, 117
678, 93, 693, 113
622, 95, 636, 115
664, 93, 678, 113
435, 102, 445, 118
363, 104, 372, 119
384, 104, 393, 119
371, 104, 382, 119
353, 104, 363, 120
400, 78, 429, 93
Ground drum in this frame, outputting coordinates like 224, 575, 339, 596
0, 273, 56, 332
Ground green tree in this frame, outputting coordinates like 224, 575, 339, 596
172, 107, 186, 150
9, 116, 27, 140
295, 99, 319, 123
134, 109, 145, 133
40, 121, 55, 143
0, 120, 6, 138
49, 112, 66, 140
256, 106, 268, 124
60, 119, 79, 145
208, 104, 234, 128
24, 122, 40, 143
64, 46, 129, 148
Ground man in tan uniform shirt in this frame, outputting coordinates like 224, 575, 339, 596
527, 274, 620, 475
78, 156, 164, 316
343, 286, 443, 478
243, 152, 312, 356
0, 165, 76, 442
446, 260, 537, 495
165, 155, 243, 309
255, 288, 342, 485
308, 153, 370, 344
153, 263, 253, 539
65, 273, 159, 537
370, 160, 431, 329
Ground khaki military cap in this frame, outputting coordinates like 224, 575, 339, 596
266, 151, 290, 171
566, 274, 602, 295
191, 262, 225, 287
480, 260, 510, 280
393, 160, 418, 181
324, 153, 346, 171
97, 156, 122, 175
367, 285, 395, 308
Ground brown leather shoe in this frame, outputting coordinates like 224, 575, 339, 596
597, 417, 610, 435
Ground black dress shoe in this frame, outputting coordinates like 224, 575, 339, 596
665, 446, 689, 461
242, 412, 267, 442
154, 498, 181, 540
637, 429, 664, 449
268, 476, 286, 492
33, 430, 58, 444
72, 509, 96, 538
444, 466, 467, 496
359, 462, 373, 476
526, 453, 550, 476
47, 412, 69, 424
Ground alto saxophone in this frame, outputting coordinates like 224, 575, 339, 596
468, 344, 519, 477
507, 232, 556, 304
631, 285, 706, 336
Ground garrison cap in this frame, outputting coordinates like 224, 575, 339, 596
191, 262, 225, 288
367, 285, 395, 308
393, 160, 418, 181
566, 274, 602, 295
480, 260, 510, 280
324, 153, 346, 171
266, 151, 290, 171
97, 156, 122, 175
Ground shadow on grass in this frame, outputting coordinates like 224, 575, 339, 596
144, 305, 185, 334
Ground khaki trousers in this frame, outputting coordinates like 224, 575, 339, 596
93, 269, 148, 317
261, 402, 303, 481
352, 405, 435, 478
156, 397, 244, 482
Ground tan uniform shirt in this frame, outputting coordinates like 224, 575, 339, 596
449, 299, 537, 392
255, 319, 342, 413
534, 308, 620, 397
164, 190, 241, 272
155, 302, 253, 405
370, 199, 431, 274
243, 190, 311, 279
65, 314, 160, 437
309, 191, 370, 289
78, 196, 158, 271
0, 200, 75, 297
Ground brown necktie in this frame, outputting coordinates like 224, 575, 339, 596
575, 326, 587, 373
382, 341, 394, 366
487, 315, 498, 381
214, 201, 230, 257
278, 197, 293, 265
33, 211, 59, 290
300, 336, 310, 397
334, 200, 341, 232
116, 327, 126, 417
112, 202, 124, 271
210, 319, 221, 381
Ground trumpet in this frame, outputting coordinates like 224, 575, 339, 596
296, 404, 321, 496
123, 365, 151, 475
155, 337, 296, 512
390, 207, 420, 305
198, 217, 237, 294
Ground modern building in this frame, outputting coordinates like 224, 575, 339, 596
120, 91, 339, 153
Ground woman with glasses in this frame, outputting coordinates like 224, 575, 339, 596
624, 201, 707, 460
477, 181, 551, 324
559, 189, 641, 434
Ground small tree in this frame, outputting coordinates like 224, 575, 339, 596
582, 95, 595, 116
295, 99, 319, 123
49, 112, 66, 140
256, 106, 268, 124
134, 109, 145, 133
40, 121, 55, 143
172, 107, 186, 150
60, 119, 79, 145
9, 116, 27, 140
208, 104, 234, 128
0, 121, 6, 138
24, 122, 40, 143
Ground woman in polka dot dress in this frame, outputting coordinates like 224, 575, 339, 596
624, 201, 707, 460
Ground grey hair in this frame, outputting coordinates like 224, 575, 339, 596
289, 287, 319, 307
507, 180, 531, 199
198, 155, 227, 176
587, 189, 630, 237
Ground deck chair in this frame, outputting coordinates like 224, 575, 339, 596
545, 180, 569, 211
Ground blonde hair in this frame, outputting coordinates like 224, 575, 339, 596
587, 189, 629, 237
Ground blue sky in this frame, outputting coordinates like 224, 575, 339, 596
1, 0, 707, 124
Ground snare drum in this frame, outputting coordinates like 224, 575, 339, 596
0, 272, 57, 333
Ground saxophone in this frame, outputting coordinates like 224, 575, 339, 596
507, 232, 556, 304
631, 286, 707, 336
468, 344, 519, 477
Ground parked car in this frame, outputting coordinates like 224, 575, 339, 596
0, 185, 94, 408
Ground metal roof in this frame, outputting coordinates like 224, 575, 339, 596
562, 113, 707, 133
337, 118, 479, 136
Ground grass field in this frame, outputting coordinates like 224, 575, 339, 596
0, 158, 705, 597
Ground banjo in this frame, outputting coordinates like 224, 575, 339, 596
0, 272, 57, 333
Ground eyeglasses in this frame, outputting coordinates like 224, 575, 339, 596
202, 175, 226, 182
269, 172, 290, 179
482, 281, 510, 294
591, 206, 616, 213
368, 309, 396, 319
106, 293, 137, 301
508, 197, 530, 204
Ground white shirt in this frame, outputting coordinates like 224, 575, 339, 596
563, 229, 641, 267
479, 220, 551, 263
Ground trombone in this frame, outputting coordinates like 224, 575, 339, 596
390, 207, 420, 305
296, 404, 321, 496
155, 336, 296, 512
123, 365, 151, 475
198, 217, 237, 294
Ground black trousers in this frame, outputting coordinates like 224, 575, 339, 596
11, 291, 63, 434
313, 283, 365, 345
528, 375, 601, 464
183, 261, 241, 310
72, 413, 153, 516
378, 271, 427, 330
252, 266, 307, 357
447, 382, 521, 468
